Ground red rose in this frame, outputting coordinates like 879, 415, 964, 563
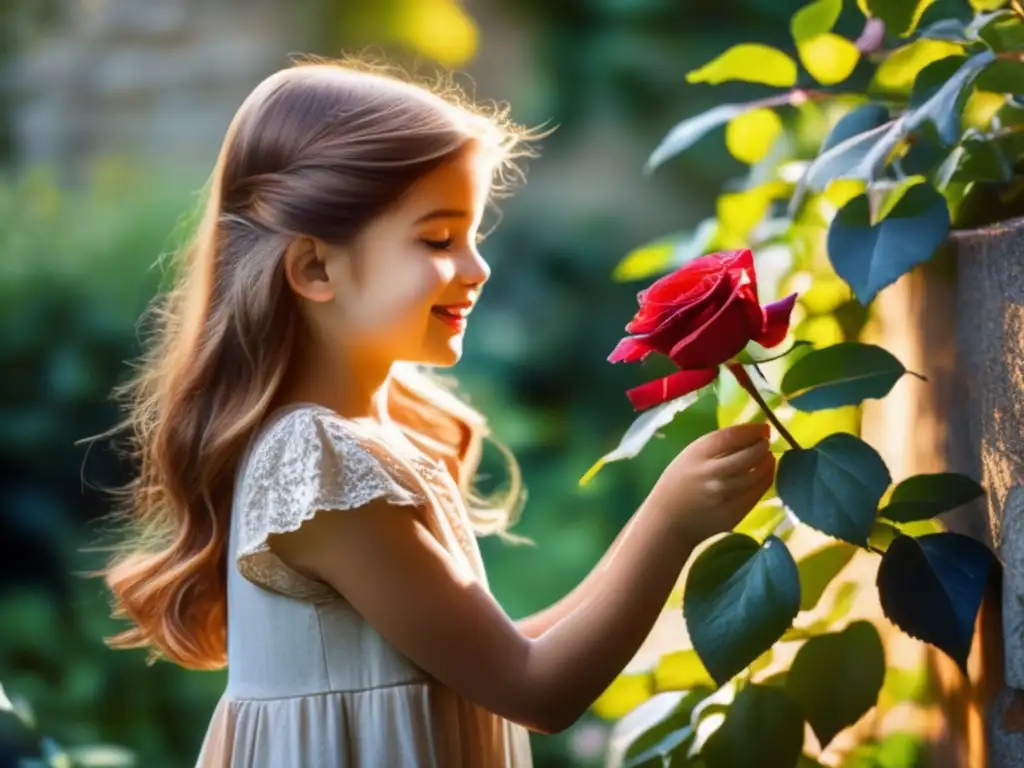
609, 249, 798, 410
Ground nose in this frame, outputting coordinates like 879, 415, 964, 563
460, 246, 490, 288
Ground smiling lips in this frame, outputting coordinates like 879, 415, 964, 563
431, 302, 473, 331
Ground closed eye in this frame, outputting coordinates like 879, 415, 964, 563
421, 237, 453, 251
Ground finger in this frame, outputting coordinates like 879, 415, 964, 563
694, 423, 771, 459
724, 458, 776, 509
714, 439, 771, 477
719, 452, 776, 495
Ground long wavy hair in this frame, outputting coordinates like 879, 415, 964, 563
91, 56, 541, 670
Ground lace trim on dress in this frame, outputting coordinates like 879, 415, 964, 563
235, 406, 431, 600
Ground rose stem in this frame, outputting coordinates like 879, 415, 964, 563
726, 364, 801, 451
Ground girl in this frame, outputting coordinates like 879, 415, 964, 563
98, 57, 775, 767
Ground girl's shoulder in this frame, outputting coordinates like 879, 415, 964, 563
233, 403, 436, 599
241, 403, 433, 506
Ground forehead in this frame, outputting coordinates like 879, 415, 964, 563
397, 146, 493, 219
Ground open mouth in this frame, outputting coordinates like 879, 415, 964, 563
431, 304, 472, 330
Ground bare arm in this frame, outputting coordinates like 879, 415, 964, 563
272, 424, 773, 734
515, 514, 639, 639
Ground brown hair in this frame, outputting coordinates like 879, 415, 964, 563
89, 56, 541, 670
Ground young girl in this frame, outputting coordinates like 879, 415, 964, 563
99, 57, 775, 767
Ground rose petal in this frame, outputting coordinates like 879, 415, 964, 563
608, 335, 655, 364
627, 272, 733, 348
626, 368, 719, 411
667, 280, 755, 369
628, 271, 724, 334
637, 254, 724, 307
756, 293, 799, 348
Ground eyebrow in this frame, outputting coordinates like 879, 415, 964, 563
414, 209, 470, 224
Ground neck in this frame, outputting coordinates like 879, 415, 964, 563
278, 337, 397, 425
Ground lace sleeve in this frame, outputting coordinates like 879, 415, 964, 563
235, 406, 429, 600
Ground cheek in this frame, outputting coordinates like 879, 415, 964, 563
361, 257, 449, 325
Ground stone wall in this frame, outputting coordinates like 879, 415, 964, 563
3, 0, 309, 180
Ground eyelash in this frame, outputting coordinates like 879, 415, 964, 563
421, 234, 487, 252
422, 237, 453, 251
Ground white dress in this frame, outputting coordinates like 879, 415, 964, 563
195, 403, 534, 767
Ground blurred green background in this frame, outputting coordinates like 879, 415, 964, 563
0, 0, 873, 765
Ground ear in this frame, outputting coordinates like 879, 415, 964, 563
283, 236, 341, 303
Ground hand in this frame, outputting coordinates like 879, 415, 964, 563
648, 423, 776, 545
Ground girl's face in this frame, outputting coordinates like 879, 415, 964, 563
296, 144, 493, 369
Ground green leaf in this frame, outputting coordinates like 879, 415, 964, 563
857, 0, 938, 36
686, 44, 798, 88
781, 342, 907, 411
792, 0, 842, 41
917, 18, 969, 42
970, 0, 1009, 9
737, 339, 811, 366
613, 219, 718, 282
621, 687, 711, 768
654, 650, 715, 692
799, 34, 861, 86
877, 532, 1000, 671
880, 472, 984, 523
777, 434, 891, 546
805, 121, 894, 191
726, 109, 783, 164
786, 621, 886, 748
701, 684, 805, 768
735, 500, 789, 542
868, 519, 901, 551
797, 542, 858, 611
827, 182, 950, 305
843, 732, 928, 768
646, 104, 746, 172
873, 40, 964, 92
784, 581, 860, 640
683, 534, 801, 685
976, 12, 1024, 53
580, 391, 704, 485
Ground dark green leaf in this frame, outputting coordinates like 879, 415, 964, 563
701, 684, 805, 768
877, 533, 999, 671
786, 621, 886, 748
946, 139, 1014, 184
781, 342, 907, 411
777, 434, 891, 545
976, 11, 1024, 53
622, 687, 712, 768
855, 51, 996, 181
909, 56, 969, 145
975, 58, 1024, 94
683, 534, 800, 685
821, 104, 891, 155
827, 182, 950, 305
857, 0, 937, 36
917, 18, 969, 42
806, 120, 894, 191
881, 473, 985, 523
797, 542, 858, 611
646, 104, 745, 172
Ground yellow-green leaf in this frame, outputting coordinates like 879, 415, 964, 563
717, 180, 792, 246
654, 650, 715, 691
726, 109, 784, 164
792, 0, 842, 42
611, 236, 676, 282
799, 34, 861, 86
593, 672, 654, 719
872, 40, 964, 93
687, 44, 798, 88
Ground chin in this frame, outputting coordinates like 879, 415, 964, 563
411, 341, 463, 368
